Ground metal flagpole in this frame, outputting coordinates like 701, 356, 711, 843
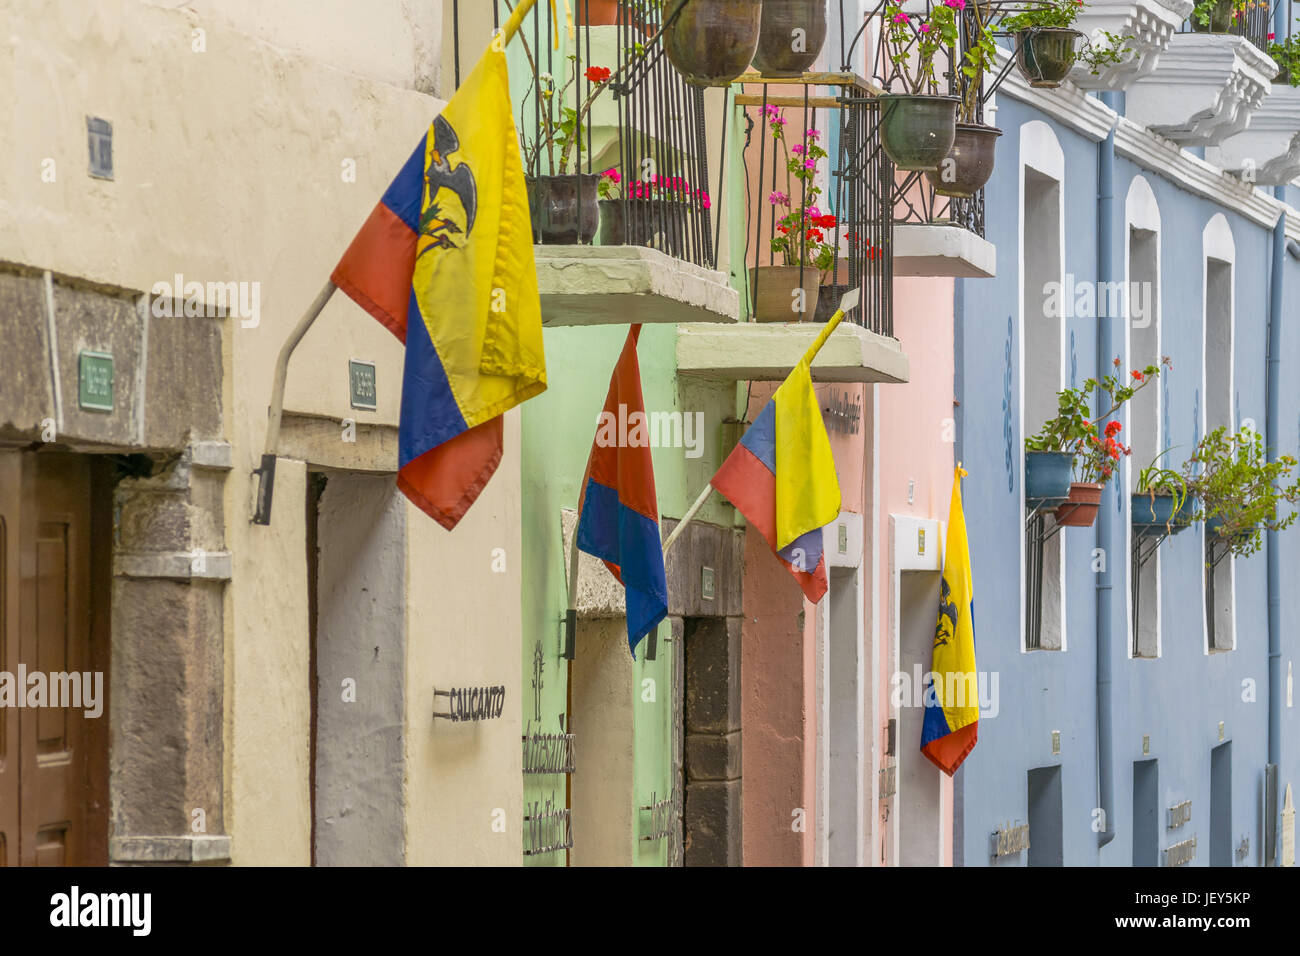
661, 288, 860, 555
252, 0, 546, 526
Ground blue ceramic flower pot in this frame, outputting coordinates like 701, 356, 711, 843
1026, 450, 1073, 504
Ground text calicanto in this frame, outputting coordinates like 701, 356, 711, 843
438, 685, 505, 722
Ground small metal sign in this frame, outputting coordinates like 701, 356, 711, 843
1051, 730, 1061, 755
78, 350, 114, 412
1164, 834, 1197, 867
878, 765, 896, 799
1143, 734, 1150, 755
522, 722, 575, 774
1219, 720, 1225, 741
432, 684, 505, 722
639, 791, 675, 842
917, 528, 925, 555
87, 117, 113, 179
838, 524, 848, 554
990, 822, 1030, 858
349, 359, 377, 410
1168, 799, 1192, 830
523, 794, 572, 857
701, 566, 715, 601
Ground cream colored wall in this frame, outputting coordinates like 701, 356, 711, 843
0, 0, 530, 865
404, 409, 524, 866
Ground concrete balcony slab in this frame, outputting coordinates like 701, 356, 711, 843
893, 223, 997, 278
536, 246, 740, 327
1068, 0, 1194, 91
675, 320, 909, 384
1126, 33, 1279, 145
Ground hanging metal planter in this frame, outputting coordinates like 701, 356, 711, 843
925, 123, 1002, 198
662, 0, 762, 86
527, 174, 601, 245
1014, 27, 1083, 89
751, 0, 829, 77
877, 93, 959, 171
1026, 450, 1074, 505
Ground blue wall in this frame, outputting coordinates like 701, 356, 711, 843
956, 94, 1300, 866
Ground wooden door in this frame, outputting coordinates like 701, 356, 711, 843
0, 452, 103, 866
0, 453, 19, 865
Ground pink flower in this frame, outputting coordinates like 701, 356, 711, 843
890, 11, 909, 23
791, 143, 806, 155
701, 192, 712, 210
803, 158, 815, 170
1268, 32, 1276, 40
806, 128, 821, 140
919, 22, 932, 33
601, 168, 621, 184
768, 190, 789, 206
808, 205, 822, 218
944, 0, 966, 7
763, 103, 781, 119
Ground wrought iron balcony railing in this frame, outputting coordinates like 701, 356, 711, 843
1176, 0, 1276, 53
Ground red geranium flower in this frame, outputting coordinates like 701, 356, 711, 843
585, 66, 612, 83
1131, 370, 1143, 381
1104, 420, 1122, 438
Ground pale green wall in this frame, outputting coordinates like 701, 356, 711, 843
520, 322, 740, 866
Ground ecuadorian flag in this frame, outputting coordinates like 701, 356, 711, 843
331, 38, 545, 529
576, 325, 668, 655
921, 466, 979, 775
710, 348, 841, 603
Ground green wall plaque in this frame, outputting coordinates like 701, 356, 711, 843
349, 360, 377, 411
79, 350, 114, 412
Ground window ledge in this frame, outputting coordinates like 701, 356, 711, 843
893, 224, 997, 278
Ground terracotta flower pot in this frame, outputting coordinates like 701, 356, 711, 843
877, 94, 959, 171
577, 0, 655, 35
749, 265, 820, 322
1054, 481, 1103, 527
751, 0, 829, 77
925, 123, 1002, 198
663, 0, 762, 86
527, 174, 601, 245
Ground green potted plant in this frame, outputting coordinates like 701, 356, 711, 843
1267, 33, 1300, 85
751, 0, 829, 76
1184, 426, 1300, 559
753, 106, 837, 321
879, 2, 961, 170
1025, 358, 1168, 526
1133, 448, 1193, 535
662, 0, 762, 86
1000, 0, 1086, 88
926, 0, 1002, 198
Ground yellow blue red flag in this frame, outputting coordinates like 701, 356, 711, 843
921, 465, 979, 775
331, 38, 545, 529
710, 327, 842, 603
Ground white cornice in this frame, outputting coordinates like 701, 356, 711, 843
994, 51, 1300, 242
993, 46, 1118, 142
1069, 0, 1195, 91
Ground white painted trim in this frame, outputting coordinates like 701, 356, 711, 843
1124, 176, 1164, 660
992, 53, 1300, 240
888, 513, 944, 868
1019, 121, 1069, 655
869, 385, 883, 865
42, 270, 63, 434
1200, 213, 1237, 655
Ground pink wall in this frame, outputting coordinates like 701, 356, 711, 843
874, 275, 957, 865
